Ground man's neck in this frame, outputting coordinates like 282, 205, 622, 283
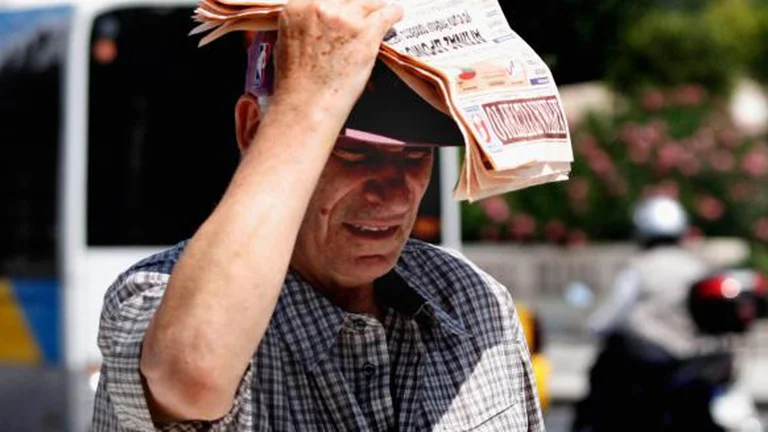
318, 282, 384, 321
292, 266, 384, 320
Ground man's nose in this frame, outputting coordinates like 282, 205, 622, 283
363, 161, 411, 207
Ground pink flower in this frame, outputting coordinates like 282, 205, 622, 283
718, 130, 743, 149
695, 128, 717, 151
479, 196, 511, 223
728, 182, 752, 202
696, 195, 725, 221
741, 147, 768, 178
588, 150, 615, 178
567, 229, 589, 246
754, 218, 768, 241
622, 124, 655, 164
619, 123, 641, 146
673, 84, 707, 106
544, 220, 567, 243
568, 178, 590, 201
709, 150, 735, 172
509, 213, 537, 241
678, 157, 701, 177
641, 90, 666, 112
644, 180, 680, 198
620, 123, 659, 150
647, 120, 668, 143
629, 146, 650, 164
656, 142, 685, 171
687, 136, 714, 152
576, 135, 600, 158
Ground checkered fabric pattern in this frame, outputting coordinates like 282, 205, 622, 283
92, 239, 544, 431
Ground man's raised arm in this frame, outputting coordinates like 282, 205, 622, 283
138, 0, 403, 422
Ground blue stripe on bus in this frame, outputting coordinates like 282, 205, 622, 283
10, 279, 60, 364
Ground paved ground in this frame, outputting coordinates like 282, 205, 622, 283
543, 403, 768, 432
545, 330, 768, 431
543, 404, 575, 432
546, 332, 768, 403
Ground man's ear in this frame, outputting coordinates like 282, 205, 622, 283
235, 94, 262, 154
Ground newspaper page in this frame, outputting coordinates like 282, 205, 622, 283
381, 0, 573, 171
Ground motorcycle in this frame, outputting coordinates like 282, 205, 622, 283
571, 269, 767, 432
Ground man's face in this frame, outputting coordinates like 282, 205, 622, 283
291, 138, 433, 289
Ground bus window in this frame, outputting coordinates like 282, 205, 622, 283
87, 7, 245, 246
0, 7, 69, 277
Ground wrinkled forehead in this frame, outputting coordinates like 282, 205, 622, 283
244, 31, 464, 147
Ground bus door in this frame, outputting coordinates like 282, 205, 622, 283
0, 4, 72, 431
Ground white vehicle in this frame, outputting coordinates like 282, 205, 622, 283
0, 1, 461, 430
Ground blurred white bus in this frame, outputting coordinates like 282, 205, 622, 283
0, 1, 460, 429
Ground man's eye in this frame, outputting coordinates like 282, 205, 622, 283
333, 148, 367, 163
404, 149, 431, 161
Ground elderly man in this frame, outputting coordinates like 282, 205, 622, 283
92, 0, 543, 430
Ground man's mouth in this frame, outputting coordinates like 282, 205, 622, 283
343, 222, 400, 239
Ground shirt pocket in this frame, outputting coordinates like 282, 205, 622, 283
466, 403, 526, 431
428, 344, 521, 432
431, 398, 520, 432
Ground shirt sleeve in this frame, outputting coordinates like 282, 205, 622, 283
587, 267, 641, 336
91, 271, 254, 432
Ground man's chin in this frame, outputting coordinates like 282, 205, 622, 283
333, 253, 398, 287
353, 253, 397, 267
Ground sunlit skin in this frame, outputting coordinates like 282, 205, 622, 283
291, 138, 434, 310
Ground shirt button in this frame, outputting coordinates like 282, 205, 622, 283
363, 362, 376, 377
352, 319, 367, 330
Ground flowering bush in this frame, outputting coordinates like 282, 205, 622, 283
462, 86, 768, 266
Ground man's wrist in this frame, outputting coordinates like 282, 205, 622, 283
269, 81, 355, 130
250, 89, 347, 158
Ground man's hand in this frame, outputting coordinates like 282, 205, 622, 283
273, 0, 403, 121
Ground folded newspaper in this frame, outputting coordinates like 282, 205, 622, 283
192, 0, 574, 201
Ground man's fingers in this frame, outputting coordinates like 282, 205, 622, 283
356, 0, 388, 16
366, 3, 404, 41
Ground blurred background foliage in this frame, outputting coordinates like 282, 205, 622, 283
506, 0, 768, 88
465, 0, 768, 270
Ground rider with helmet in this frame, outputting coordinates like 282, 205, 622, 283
589, 194, 710, 358
573, 195, 712, 432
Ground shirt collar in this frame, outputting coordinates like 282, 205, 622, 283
271, 258, 470, 370
388, 263, 470, 338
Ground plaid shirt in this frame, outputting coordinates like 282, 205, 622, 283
92, 239, 544, 431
